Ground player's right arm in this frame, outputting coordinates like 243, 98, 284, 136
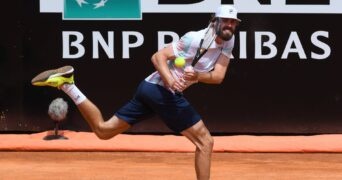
151, 45, 186, 92
197, 53, 230, 84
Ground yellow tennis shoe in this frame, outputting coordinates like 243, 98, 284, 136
31, 65, 74, 89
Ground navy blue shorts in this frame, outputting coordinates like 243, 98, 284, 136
115, 80, 201, 132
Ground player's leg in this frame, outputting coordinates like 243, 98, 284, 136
77, 100, 131, 140
31, 65, 131, 139
138, 82, 213, 179
181, 120, 214, 180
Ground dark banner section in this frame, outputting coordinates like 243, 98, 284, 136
1, 1, 342, 134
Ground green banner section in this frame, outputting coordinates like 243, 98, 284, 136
64, 0, 141, 20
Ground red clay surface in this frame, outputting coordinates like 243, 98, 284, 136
2, 131, 342, 152
1, 152, 342, 179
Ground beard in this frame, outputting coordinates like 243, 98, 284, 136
217, 27, 235, 41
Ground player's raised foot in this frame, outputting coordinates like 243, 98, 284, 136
31, 65, 74, 89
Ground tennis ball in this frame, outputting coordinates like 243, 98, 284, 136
174, 57, 186, 68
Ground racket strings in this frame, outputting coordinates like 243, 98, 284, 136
191, 23, 217, 66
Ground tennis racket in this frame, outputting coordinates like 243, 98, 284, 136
173, 22, 217, 93
191, 22, 217, 67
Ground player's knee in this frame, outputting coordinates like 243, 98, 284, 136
97, 134, 112, 140
198, 135, 214, 153
93, 128, 116, 140
95, 133, 115, 140
93, 131, 108, 140
206, 135, 214, 150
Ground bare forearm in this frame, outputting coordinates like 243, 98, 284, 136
196, 55, 230, 84
197, 71, 224, 84
151, 53, 174, 86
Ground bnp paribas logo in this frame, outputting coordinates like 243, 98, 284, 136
64, 0, 141, 20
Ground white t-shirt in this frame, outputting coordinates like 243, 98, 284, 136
145, 28, 235, 90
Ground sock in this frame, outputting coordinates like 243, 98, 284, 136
61, 84, 86, 105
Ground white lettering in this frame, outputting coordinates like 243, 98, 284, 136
122, 31, 144, 59
62, 31, 85, 59
281, 32, 307, 59
239, 31, 247, 59
61, 30, 331, 61
158, 31, 179, 50
311, 31, 331, 60
255, 32, 277, 59
92, 31, 114, 59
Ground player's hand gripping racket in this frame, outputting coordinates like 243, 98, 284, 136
172, 22, 217, 93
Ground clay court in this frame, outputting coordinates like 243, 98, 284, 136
1, 131, 342, 179
1, 152, 342, 179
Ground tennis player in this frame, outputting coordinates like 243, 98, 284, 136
32, 5, 240, 180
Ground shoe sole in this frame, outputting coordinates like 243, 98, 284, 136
31, 65, 74, 84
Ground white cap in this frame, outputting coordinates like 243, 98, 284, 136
215, 5, 241, 22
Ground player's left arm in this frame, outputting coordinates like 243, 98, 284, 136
151, 45, 188, 92
186, 54, 230, 84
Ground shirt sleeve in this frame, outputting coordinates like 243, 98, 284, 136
172, 32, 196, 58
